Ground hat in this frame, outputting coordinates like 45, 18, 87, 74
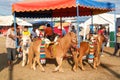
39, 25, 46, 30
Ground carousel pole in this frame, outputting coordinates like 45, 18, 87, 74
76, 0, 81, 48
13, 12, 17, 47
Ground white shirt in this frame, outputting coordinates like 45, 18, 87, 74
6, 28, 16, 48
35, 29, 40, 37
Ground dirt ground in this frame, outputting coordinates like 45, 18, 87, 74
0, 37, 120, 80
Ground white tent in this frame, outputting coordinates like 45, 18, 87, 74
79, 13, 120, 38
83, 13, 120, 32
0, 15, 32, 26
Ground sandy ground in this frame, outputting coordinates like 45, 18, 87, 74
0, 37, 120, 80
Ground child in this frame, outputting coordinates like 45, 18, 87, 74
22, 26, 31, 37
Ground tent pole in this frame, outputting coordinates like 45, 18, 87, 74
13, 12, 17, 47
91, 11, 93, 34
114, 9, 116, 43
76, 1, 80, 48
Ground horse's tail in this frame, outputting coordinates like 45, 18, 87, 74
28, 42, 34, 68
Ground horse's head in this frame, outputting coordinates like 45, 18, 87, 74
21, 36, 31, 48
90, 34, 99, 43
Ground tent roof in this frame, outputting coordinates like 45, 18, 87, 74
84, 13, 120, 26
12, 0, 115, 18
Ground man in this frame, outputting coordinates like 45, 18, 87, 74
44, 24, 53, 41
113, 26, 120, 56
6, 23, 18, 69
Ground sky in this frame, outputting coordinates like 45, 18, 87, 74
0, 0, 120, 16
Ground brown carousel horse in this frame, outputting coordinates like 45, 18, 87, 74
28, 32, 77, 72
73, 33, 107, 72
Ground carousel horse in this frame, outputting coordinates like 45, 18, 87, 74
28, 32, 77, 72
21, 36, 31, 67
73, 33, 107, 71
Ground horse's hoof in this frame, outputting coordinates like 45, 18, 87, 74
73, 68, 77, 72
93, 67, 97, 70
22, 63, 25, 67
58, 69, 64, 73
32, 66, 36, 70
73, 69, 77, 72
33, 68, 36, 70
41, 68, 45, 72
97, 63, 100, 67
41, 70, 45, 72
81, 68, 85, 71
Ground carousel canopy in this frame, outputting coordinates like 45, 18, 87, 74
12, 0, 115, 18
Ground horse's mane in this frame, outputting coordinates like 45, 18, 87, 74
57, 32, 74, 52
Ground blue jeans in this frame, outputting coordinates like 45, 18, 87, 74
113, 43, 120, 56
7, 48, 16, 61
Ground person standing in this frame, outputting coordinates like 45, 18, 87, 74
71, 25, 76, 34
6, 23, 18, 68
62, 27, 66, 36
113, 26, 120, 56
98, 26, 106, 35
31, 27, 37, 39
98, 26, 107, 56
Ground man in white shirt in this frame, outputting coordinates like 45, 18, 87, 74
6, 23, 18, 69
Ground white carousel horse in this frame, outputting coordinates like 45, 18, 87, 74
21, 36, 31, 67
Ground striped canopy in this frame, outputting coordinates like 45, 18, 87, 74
12, 0, 115, 18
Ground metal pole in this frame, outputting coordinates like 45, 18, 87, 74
13, 12, 17, 47
91, 11, 93, 34
76, 0, 80, 48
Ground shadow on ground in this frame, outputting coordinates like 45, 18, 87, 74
0, 53, 22, 72
101, 63, 120, 79
0, 53, 8, 72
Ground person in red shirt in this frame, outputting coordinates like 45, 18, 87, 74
98, 26, 107, 56
98, 26, 106, 35
44, 24, 53, 41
